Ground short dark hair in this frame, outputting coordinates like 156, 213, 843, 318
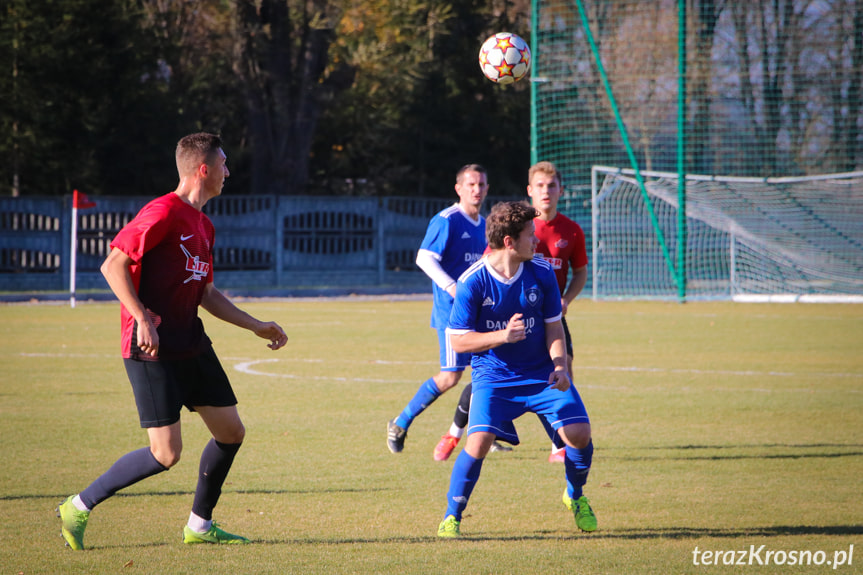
455, 164, 488, 184
176, 132, 223, 176
486, 201, 538, 249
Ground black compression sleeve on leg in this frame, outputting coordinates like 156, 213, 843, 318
453, 382, 472, 429
191, 439, 242, 520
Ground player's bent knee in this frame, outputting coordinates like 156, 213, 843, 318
434, 372, 462, 392
560, 423, 591, 449
225, 424, 245, 445
214, 422, 246, 445
151, 446, 182, 468
465, 432, 496, 459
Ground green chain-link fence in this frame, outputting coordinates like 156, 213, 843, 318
531, 0, 863, 300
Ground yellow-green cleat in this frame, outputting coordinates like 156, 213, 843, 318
437, 515, 461, 538
57, 496, 89, 550
183, 522, 250, 545
569, 494, 597, 532
562, 489, 574, 511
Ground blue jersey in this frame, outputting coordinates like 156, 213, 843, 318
419, 204, 486, 329
447, 255, 563, 390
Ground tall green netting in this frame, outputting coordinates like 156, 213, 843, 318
531, 0, 863, 300
592, 167, 863, 301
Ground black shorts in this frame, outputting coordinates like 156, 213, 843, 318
124, 345, 237, 428
562, 316, 574, 358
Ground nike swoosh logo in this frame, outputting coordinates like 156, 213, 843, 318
180, 234, 194, 241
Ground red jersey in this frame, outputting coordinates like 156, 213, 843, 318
534, 213, 588, 292
110, 193, 215, 360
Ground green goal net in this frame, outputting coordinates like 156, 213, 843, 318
531, 0, 863, 300
591, 167, 863, 302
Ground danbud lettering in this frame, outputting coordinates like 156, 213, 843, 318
692, 544, 854, 568
486, 316, 536, 333
465, 252, 482, 263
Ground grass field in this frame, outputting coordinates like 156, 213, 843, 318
1, 298, 861, 574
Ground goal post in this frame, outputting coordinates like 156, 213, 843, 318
591, 166, 863, 302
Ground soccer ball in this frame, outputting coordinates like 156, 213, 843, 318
478, 32, 531, 85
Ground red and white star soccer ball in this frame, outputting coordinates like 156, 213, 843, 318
478, 32, 531, 85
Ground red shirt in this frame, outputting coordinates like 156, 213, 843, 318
534, 213, 588, 292
110, 193, 215, 360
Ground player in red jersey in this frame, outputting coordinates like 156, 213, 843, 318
527, 162, 588, 462
57, 133, 288, 550
433, 161, 589, 463
529, 161, 588, 372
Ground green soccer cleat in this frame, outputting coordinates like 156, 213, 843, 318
437, 515, 461, 538
183, 522, 250, 545
571, 495, 597, 532
57, 496, 90, 550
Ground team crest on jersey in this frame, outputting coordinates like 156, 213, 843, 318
180, 244, 209, 283
523, 286, 541, 307
555, 239, 569, 248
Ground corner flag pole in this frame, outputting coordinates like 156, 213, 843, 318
70, 189, 96, 308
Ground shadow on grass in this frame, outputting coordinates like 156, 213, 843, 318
493, 443, 863, 463
248, 524, 863, 545
518, 443, 863, 462
0, 487, 390, 502
608, 443, 863, 462
615, 451, 863, 461
39, 525, 863, 550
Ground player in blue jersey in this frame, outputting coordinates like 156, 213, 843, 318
387, 164, 511, 455
436, 201, 597, 538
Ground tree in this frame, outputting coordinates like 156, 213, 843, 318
688, 0, 724, 174
230, 0, 339, 196
310, 0, 533, 197
0, 0, 179, 196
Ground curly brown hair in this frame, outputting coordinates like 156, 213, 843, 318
486, 201, 538, 249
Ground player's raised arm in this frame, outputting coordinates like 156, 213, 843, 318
200, 283, 288, 350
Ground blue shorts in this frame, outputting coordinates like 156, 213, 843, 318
468, 382, 589, 444
438, 328, 470, 372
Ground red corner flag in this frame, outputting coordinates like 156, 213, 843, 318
73, 189, 97, 209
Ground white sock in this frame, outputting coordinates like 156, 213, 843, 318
551, 445, 565, 454
72, 494, 90, 512
187, 511, 212, 533
449, 424, 464, 438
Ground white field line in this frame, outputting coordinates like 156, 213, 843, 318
578, 365, 863, 379
231, 358, 863, 391
17, 351, 862, 383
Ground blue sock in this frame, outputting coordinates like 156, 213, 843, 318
445, 450, 484, 520
79, 447, 168, 509
192, 439, 242, 521
564, 440, 593, 500
395, 378, 441, 430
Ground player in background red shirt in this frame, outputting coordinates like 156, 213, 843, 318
434, 162, 589, 464
527, 162, 588, 462
57, 133, 288, 550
